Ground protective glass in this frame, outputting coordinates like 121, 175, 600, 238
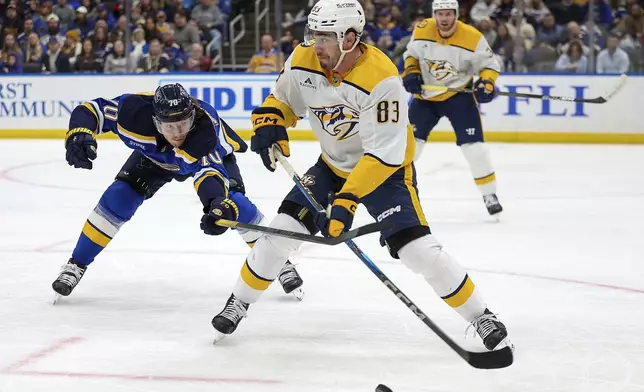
153, 110, 195, 140
303, 26, 339, 48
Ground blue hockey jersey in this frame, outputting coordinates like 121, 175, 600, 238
68, 92, 248, 206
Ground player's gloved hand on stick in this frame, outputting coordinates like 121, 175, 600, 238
65, 127, 97, 170
315, 192, 359, 238
201, 197, 239, 235
250, 107, 290, 172
402, 72, 423, 95
473, 79, 497, 103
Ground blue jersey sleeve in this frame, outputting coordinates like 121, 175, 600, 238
69, 96, 124, 134
192, 150, 230, 207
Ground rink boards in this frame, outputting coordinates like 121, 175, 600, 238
0, 73, 640, 143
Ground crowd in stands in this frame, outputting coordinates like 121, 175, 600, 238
2, 0, 643, 74
0, 0, 237, 73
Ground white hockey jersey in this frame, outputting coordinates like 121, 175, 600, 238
253, 42, 415, 199
403, 19, 500, 101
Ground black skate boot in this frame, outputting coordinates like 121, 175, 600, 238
483, 194, 503, 216
278, 261, 304, 300
52, 259, 87, 298
471, 309, 512, 351
212, 294, 249, 343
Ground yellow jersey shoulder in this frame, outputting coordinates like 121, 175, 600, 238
412, 18, 438, 41
450, 21, 483, 52
290, 42, 325, 74
343, 44, 399, 94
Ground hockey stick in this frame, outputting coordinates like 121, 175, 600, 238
422, 73, 627, 104
216, 219, 387, 245
273, 149, 513, 370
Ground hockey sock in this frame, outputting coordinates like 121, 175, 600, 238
398, 235, 487, 322
71, 181, 144, 265
460, 142, 497, 196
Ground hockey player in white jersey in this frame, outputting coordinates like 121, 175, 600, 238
403, 0, 503, 216
210, 0, 512, 351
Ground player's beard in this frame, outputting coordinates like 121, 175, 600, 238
437, 20, 456, 35
167, 136, 186, 147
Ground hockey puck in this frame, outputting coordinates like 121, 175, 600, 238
376, 384, 393, 392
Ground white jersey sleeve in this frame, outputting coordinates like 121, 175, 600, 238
271, 54, 308, 119
472, 35, 501, 75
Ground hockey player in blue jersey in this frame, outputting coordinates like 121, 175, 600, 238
52, 83, 304, 300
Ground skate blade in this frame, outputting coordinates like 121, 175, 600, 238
213, 332, 227, 345
52, 293, 62, 305
493, 337, 515, 352
490, 211, 502, 222
291, 287, 305, 301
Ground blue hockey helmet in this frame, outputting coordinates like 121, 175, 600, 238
152, 83, 196, 141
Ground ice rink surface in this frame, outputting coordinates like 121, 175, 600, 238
1, 140, 643, 392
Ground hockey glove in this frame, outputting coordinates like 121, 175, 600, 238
201, 197, 239, 236
315, 193, 359, 238
65, 127, 97, 170
402, 73, 423, 95
474, 79, 497, 104
250, 107, 290, 172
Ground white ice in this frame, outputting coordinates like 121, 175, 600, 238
1, 140, 643, 392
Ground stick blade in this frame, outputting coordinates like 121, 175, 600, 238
465, 346, 514, 369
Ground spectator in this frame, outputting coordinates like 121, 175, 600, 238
471, 0, 499, 25
155, 10, 172, 33
246, 33, 282, 73
596, 33, 631, 72
581, 0, 613, 27
173, 9, 200, 54
90, 25, 109, 60
75, 38, 102, 72
161, 28, 186, 69
25, 0, 41, 21
61, 29, 82, 65
536, 12, 563, 47
372, 9, 405, 54
403, 0, 431, 26
280, 29, 296, 57
109, 16, 129, 43
138, 0, 156, 19
191, 0, 225, 43
184, 42, 212, 70
79, 0, 95, 14
1, 51, 23, 73
459, 3, 473, 24
130, 7, 146, 27
617, 3, 643, 36
91, 4, 116, 30
22, 32, 44, 66
71, 7, 95, 38
560, 21, 591, 54
36, 2, 54, 35
144, 16, 162, 42
165, 0, 191, 22
479, 17, 498, 46
3, 5, 23, 36
40, 14, 65, 47
53, 0, 75, 29
136, 38, 171, 72
104, 39, 129, 73
130, 27, 147, 62
42, 36, 71, 73
17, 18, 36, 46
3, 33, 24, 62
506, 10, 537, 51
555, 39, 588, 72
492, 22, 516, 70
524, 0, 551, 27
392, 11, 426, 65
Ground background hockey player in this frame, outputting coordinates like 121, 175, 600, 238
210, 0, 512, 352
403, 0, 503, 216
52, 84, 303, 301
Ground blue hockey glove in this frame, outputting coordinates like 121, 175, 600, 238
474, 79, 497, 103
250, 107, 290, 172
315, 192, 359, 238
201, 197, 239, 236
402, 73, 423, 94
65, 127, 97, 170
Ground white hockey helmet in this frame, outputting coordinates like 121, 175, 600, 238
306, 0, 366, 50
432, 0, 459, 19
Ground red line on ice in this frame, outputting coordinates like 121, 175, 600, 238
2, 336, 84, 372
6, 370, 282, 385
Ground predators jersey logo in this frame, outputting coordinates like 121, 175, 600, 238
310, 105, 360, 140
425, 60, 458, 82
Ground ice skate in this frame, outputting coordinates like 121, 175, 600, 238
52, 259, 87, 304
212, 294, 249, 344
278, 261, 304, 301
470, 309, 513, 351
483, 193, 503, 218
